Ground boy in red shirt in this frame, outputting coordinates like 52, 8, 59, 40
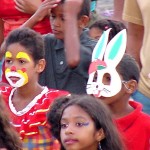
86, 28, 150, 150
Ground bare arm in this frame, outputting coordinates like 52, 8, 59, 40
14, 0, 42, 14
63, 0, 84, 68
113, 0, 125, 22
21, 0, 59, 29
126, 22, 144, 68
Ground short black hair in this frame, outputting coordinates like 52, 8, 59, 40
61, 0, 90, 17
117, 53, 140, 82
48, 94, 124, 150
5, 27, 45, 63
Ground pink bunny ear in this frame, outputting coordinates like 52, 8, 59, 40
91, 28, 111, 61
104, 29, 127, 67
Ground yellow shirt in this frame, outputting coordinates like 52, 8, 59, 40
123, 0, 150, 98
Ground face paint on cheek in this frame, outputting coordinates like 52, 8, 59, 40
5, 68, 29, 88
16, 52, 31, 61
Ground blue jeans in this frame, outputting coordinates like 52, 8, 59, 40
132, 90, 150, 115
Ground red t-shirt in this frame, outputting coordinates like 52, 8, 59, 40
0, 0, 52, 37
115, 101, 150, 150
0, 86, 69, 149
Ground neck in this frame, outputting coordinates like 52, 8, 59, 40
15, 82, 43, 99
108, 98, 134, 118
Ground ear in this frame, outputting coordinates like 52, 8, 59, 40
78, 15, 90, 29
96, 128, 105, 142
125, 80, 138, 94
36, 59, 46, 73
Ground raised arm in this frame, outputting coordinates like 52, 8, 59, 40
21, 0, 60, 29
14, 0, 42, 14
63, 0, 83, 68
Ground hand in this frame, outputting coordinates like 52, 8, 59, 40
63, 0, 84, 17
32, 0, 61, 22
14, 0, 43, 14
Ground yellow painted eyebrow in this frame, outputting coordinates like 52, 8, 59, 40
16, 52, 31, 61
5, 51, 12, 58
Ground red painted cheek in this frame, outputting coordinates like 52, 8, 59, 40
21, 68, 26, 73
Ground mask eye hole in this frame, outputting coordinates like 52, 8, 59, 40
103, 73, 111, 85
93, 71, 98, 82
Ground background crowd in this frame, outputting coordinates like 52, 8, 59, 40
0, 0, 150, 150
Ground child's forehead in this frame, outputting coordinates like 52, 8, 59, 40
5, 43, 31, 58
5, 51, 31, 60
6, 43, 30, 55
51, 4, 63, 14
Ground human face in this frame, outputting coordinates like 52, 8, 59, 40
60, 105, 100, 150
89, 27, 103, 40
5, 43, 37, 88
50, 4, 64, 40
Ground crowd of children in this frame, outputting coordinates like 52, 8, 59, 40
0, 0, 150, 150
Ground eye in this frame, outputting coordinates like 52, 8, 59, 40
61, 16, 65, 21
60, 123, 68, 129
103, 73, 111, 85
5, 59, 12, 64
19, 60, 26, 64
76, 122, 86, 127
51, 15, 56, 20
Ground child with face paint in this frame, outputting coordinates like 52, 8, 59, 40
48, 94, 124, 150
0, 27, 69, 149
15, 0, 97, 94
86, 29, 150, 150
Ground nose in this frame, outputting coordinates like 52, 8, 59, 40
65, 125, 74, 135
10, 66, 17, 72
52, 18, 61, 27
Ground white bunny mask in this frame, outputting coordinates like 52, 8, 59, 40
86, 29, 127, 98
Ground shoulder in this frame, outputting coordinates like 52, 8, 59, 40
0, 86, 12, 99
43, 33, 56, 41
45, 89, 69, 101
43, 34, 64, 50
138, 112, 150, 125
80, 28, 97, 51
0, 86, 13, 103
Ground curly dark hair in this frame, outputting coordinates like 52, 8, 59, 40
5, 27, 45, 64
0, 95, 22, 150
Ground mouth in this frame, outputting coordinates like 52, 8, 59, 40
64, 139, 78, 145
52, 29, 61, 34
93, 90, 101, 98
9, 76, 20, 83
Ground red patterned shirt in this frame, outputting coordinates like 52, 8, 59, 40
0, 86, 69, 150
